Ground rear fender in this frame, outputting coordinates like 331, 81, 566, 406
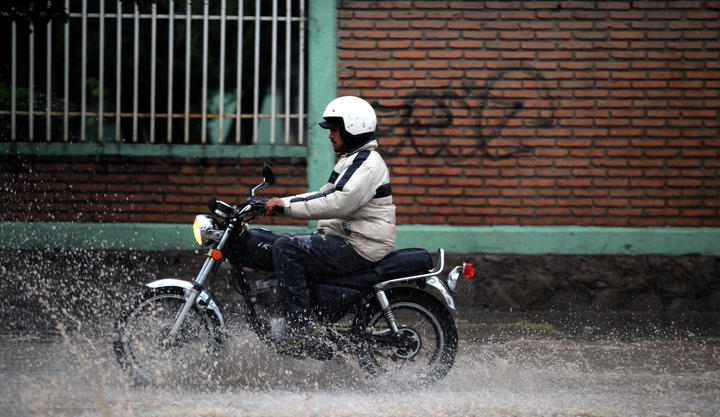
376, 276, 456, 311
144, 278, 226, 331
424, 276, 456, 311
372, 248, 455, 311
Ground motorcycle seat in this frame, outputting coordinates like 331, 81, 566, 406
316, 248, 433, 289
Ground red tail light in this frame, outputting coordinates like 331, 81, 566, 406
462, 263, 474, 279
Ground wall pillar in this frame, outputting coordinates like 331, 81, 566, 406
306, 0, 337, 191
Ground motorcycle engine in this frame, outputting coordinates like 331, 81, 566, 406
252, 278, 284, 315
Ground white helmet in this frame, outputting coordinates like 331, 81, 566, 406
319, 96, 377, 136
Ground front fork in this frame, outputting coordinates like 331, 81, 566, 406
169, 224, 234, 337
168, 256, 216, 336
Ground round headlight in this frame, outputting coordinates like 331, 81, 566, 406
193, 214, 215, 246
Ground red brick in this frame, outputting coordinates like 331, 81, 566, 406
6, 4, 719, 229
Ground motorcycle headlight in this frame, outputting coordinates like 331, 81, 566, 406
193, 215, 216, 246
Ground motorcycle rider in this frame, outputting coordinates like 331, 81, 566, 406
264, 96, 396, 346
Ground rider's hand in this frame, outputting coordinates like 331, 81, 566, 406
264, 197, 285, 215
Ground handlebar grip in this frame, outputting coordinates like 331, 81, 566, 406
248, 199, 283, 215
247, 198, 284, 215
251, 200, 268, 210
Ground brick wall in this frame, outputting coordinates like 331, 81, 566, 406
2, 1, 719, 229
0, 155, 307, 226
336, 0, 720, 226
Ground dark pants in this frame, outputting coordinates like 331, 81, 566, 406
272, 233, 373, 320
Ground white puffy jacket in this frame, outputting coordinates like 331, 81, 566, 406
280, 140, 396, 262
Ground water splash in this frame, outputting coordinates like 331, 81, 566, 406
1, 249, 719, 416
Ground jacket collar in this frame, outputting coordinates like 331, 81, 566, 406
340, 139, 378, 157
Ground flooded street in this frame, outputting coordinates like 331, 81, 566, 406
1, 250, 718, 416
2, 313, 718, 417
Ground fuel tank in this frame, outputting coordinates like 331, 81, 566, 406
229, 228, 280, 271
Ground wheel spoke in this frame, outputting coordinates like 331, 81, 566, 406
361, 297, 456, 384
407, 316, 429, 329
115, 293, 219, 383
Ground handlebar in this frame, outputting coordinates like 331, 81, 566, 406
235, 199, 283, 221
209, 195, 283, 224
249, 199, 268, 211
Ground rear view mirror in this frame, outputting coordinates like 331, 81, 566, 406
263, 163, 275, 186
250, 163, 275, 200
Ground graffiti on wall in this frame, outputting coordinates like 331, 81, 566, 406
374, 68, 558, 160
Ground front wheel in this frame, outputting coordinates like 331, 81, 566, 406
356, 289, 458, 385
113, 289, 223, 384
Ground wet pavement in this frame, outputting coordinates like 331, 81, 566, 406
1, 310, 718, 417
1, 249, 719, 416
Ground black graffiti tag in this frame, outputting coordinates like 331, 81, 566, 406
375, 68, 557, 160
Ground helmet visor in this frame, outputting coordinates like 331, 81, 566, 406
319, 117, 342, 129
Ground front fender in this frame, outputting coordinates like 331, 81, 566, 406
145, 278, 226, 330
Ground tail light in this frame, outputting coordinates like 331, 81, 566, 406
462, 263, 475, 279
446, 262, 475, 293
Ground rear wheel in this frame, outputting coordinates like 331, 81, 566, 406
113, 290, 223, 384
357, 289, 458, 385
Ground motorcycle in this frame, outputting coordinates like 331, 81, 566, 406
113, 163, 475, 385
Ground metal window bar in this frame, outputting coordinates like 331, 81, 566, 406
98, 0, 104, 142
115, 0, 122, 142
167, 0, 174, 144
270, 0, 278, 145
2, 1, 306, 147
252, 0, 261, 144
29, 22, 34, 142
11, 21, 16, 141
184, 0, 192, 144
235, 0, 244, 145
64, 0, 70, 142
132, 2, 139, 142
200, 0, 208, 144
46, 17, 52, 142
81, 0, 87, 142
150, 2, 157, 143
218, 0, 226, 144
298, 0, 305, 145
284, 0, 291, 145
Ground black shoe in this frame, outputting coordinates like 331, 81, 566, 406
271, 317, 324, 352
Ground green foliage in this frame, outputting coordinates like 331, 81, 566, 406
0, 82, 72, 140
0, 0, 68, 25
